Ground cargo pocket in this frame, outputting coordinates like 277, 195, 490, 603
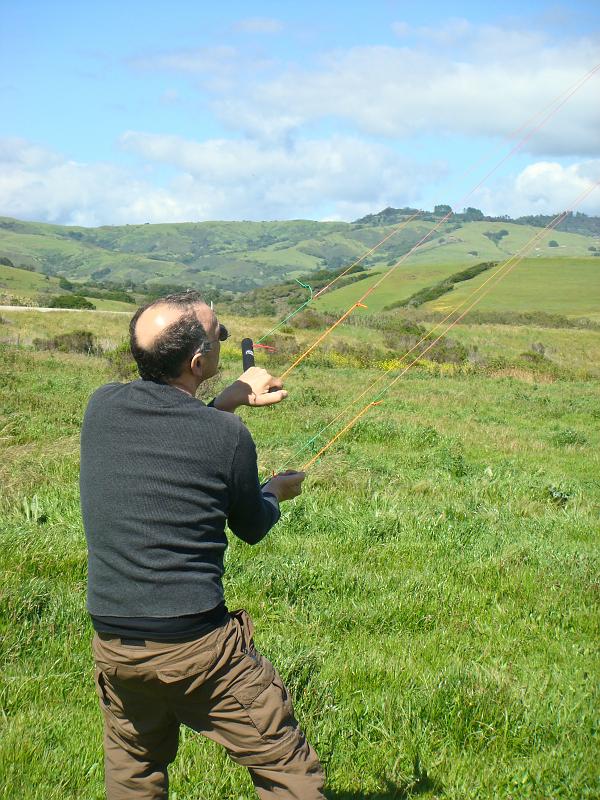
231, 653, 297, 738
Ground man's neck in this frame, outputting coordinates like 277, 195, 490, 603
168, 377, 199, 397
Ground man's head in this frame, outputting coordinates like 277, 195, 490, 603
129, 290, 226, 388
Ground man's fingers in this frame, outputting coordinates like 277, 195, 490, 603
268, 375, 284, 390
252, 389, 288, 406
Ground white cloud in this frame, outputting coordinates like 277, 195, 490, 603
0, 138, 186, 226
233, 17, 284, 35
0, 135, 442, 225
211, 37, 600, 155
4, 21, 600, 226
391, 21, 410, 38
120, 130, 444, 220
3, 134, 598, 228
471, 160, 600, 216
126, 22, 600, 158
133, 21, 591, 156
514, 161, 600, 213
128, 46, 239, 81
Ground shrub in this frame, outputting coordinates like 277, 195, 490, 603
49, 294, 95, 310
548, 240, 559, 247
255, 334, 300, 366
382, 328, 467, 364
293, 310, 325, 329
325, 340, 375, 368
483, 229, 509, 244
33, 330, 103, 355
105, 340, 138, 380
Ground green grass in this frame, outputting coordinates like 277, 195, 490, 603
422, 258, 600, 320
0, 263, 63, 304
0, 264, 138, 312
407, 222, 595, 264
2, 307, 600, 379
317, 254, 600, 319
1, 322, 598, 798
314, 262, 463, 314
439, 323, 600, 376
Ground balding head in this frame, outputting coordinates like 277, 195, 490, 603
129, 290, 216, 383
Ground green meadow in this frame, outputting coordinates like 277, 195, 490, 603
317, 257, 600, 317
423, 258, 600, 321
1, 296, 599, 799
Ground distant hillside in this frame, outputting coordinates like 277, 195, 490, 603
354, 206, 600, 237
1, 209, 598, 305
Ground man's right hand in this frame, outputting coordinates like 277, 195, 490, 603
262, 471, 306, 502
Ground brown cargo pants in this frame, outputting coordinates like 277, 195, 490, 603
92, 609, 325, 799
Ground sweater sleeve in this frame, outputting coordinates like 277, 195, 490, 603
227, 423, 280, 545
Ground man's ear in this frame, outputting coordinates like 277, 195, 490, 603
190, 352, 203, 379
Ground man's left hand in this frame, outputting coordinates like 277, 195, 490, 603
212, 367, 288, 412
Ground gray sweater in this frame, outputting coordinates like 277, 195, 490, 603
80, 380, 280, 619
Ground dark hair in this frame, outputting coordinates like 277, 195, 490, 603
129, 290, 210, 382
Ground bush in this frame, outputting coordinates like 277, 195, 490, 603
249, 334, 300, 367
105, 340, 138, 380
292, 310, 325, 329
483, 229, 509, 244
548, 240, 559, 247
382, 325, 467, 365
49, 294, 95, 310
33, 330, 102, 355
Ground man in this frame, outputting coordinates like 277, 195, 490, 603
80, 290, 325, 799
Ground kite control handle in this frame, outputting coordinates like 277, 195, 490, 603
241, 338, 255, 370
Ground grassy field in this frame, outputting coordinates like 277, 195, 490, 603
423, 258, 600, 321
2, 305, 600, 379
1, 300, 599, 798
318, 257, 600, 318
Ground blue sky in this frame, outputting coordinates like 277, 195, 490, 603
1, 1, 599, 225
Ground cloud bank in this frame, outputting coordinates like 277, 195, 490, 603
4, 19, 600, 225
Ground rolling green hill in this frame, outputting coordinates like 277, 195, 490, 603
2, 213, 598, 303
